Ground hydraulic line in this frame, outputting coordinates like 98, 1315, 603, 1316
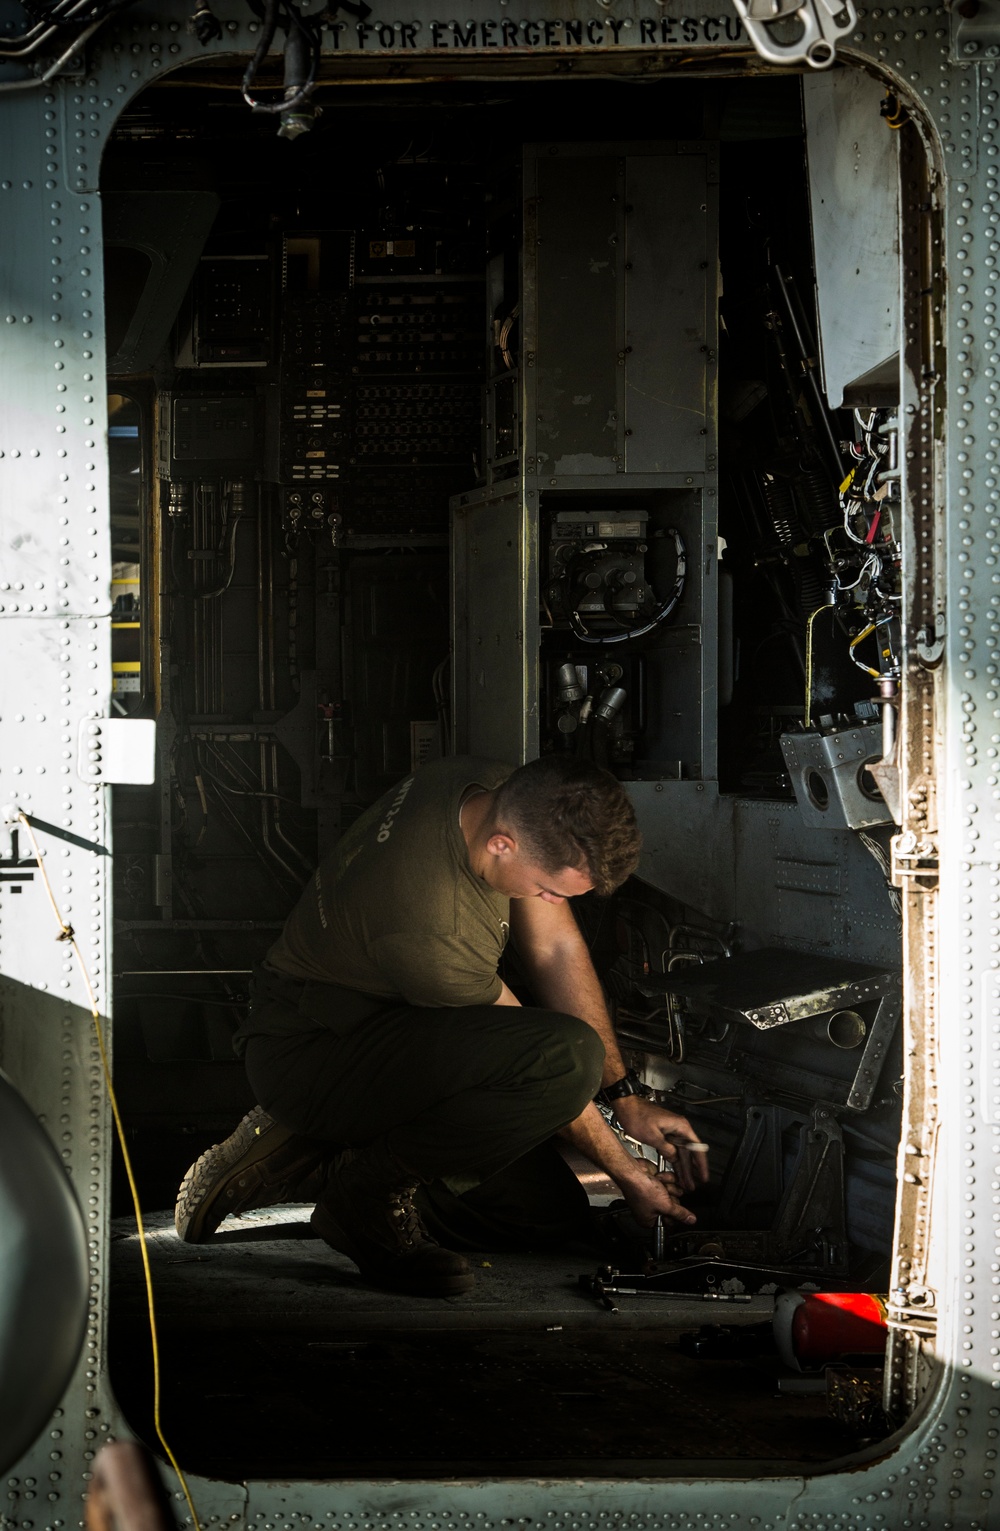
0, 16, 102, 88
0, 0, 95, 56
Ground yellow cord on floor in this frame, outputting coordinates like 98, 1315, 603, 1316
17, 814, 203, 1531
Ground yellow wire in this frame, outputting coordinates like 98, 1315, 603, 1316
16, 814, 203, 1531
848, 622, 883, 678
882, 93, 907, 130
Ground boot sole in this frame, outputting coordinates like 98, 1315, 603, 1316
311, 1202, 476, 1297
175, 1105, 298, 1244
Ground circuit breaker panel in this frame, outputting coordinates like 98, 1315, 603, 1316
453, 143, 719, 776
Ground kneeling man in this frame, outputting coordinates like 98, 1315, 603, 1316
175, 754, 705, 1295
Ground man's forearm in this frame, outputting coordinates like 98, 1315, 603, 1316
519, 935, 626, 1086
509, 900, 702, 1221
558, 1099, 641, 1182
557, 1100, 697, 1227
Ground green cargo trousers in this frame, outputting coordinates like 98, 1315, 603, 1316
237, 965, 606, 1251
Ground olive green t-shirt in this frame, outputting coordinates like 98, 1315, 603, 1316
265, 756, 513, 1007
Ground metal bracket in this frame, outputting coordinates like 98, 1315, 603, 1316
915, 610, 946, 668
867, 731, 902, 826
771, 1107, 847, 1265
730, 0, 856, 68
886, 1285, 938, 1338
952, 0, 1000, 61
890, 830, 939, 892
692, 1103, 850, 1276
780, 721, 893, 832
77, 717, 156, 785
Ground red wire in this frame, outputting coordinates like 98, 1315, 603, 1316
865, 509, 882, 545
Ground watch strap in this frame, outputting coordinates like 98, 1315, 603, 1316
599, 1070, 647, 1104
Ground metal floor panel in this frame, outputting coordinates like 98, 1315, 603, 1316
109, 1211, 865, 1479
110, 1206, 752, 1332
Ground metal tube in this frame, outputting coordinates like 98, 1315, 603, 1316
773, 266, 844, 480
288, 553, 300, 695
0, 0, 103, 56
214, 484, 224, 713
155, 483, 174, 920
265, 491, 277, 712
116, 970, 253, 977
877, 414, 899, 473
0, 17, 104, 86
880, 676, 898, 759
256, 489, 266, 717
253, 496, 301, 881
668, 923, 733, 959
0, 21, 57, 57
270, 744, 312, 873
258, 742, 300, 883
192, 485, 203, 714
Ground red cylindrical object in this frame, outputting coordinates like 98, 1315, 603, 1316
773, 1291, 888, 1370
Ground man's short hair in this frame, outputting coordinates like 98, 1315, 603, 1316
492, 756, 641, 897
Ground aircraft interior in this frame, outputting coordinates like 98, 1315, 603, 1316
102, 65, 907, 1478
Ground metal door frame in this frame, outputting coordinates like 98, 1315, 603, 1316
0, 12, 988, 1525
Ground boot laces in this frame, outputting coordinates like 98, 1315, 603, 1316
387, 1185, 425, 1249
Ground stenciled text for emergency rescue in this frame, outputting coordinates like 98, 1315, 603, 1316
327, 14, 745, 48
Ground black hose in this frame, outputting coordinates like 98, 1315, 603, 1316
242, 0, 281, 105
196, 513, 245, 600
243, 0, 320, 116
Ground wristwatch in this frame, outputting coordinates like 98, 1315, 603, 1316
599, 1070, 650, 1106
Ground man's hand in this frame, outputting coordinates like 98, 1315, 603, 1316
610, 1096, 710, 1193
559, 1101, 698, 1231
616, 1154, 696, 1228
507, 898, 708, 1219
506, 900, 710, 1196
